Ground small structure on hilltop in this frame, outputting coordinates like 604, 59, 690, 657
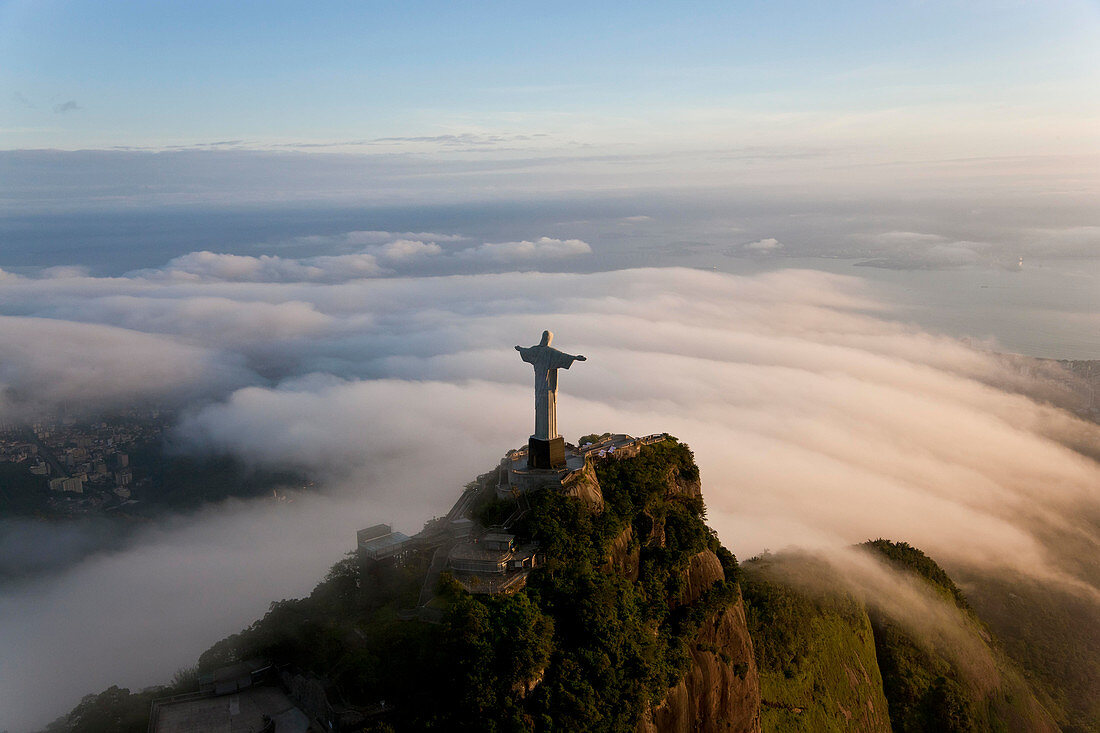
373, 332, 672, 599
149, 660, 313, 733
447, 531, 540, 595
363, 333, 677, 605
440, 331, 588, 595
357, 523, 411, 565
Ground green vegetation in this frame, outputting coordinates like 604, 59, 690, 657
41, 438, 736, 732
862, 540, 1056, 733
59, 440, 1077, 733
196, 553, 430, 701
869, 617, 977, 732
46, 686, 155, 733
863, 539, 969, 610
741, 557, 891, 732
946, 569, 1100, 733
742, 543, 1059, 733
505, 439, 736, 730
43, 668, 199, 733
187, 437, 740, 732
473, 488, 516, 529
856, 540, 981, 732
474, 495, 515, 528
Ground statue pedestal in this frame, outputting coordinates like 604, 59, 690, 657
528, 436, 566, 469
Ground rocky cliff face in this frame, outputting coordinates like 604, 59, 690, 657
605, 524, 640, 581
561, 457, 605, 509
677, 550, 725, 607
665, 466, 702, 501
617, 451, 761, 733
637, 588, 762, 733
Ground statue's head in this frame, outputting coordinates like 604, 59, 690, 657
540, 330, 553, 346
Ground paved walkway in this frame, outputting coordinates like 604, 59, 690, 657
418, 539, 458, 607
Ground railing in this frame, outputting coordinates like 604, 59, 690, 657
417, 540, 458, 607
147, 690, 213, 733
457, 570, 530, 595
501, 486, 531, 526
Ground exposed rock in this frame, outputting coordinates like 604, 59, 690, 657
636, 552, 762, 732
644, 509, 666, 547
604, 524, 640, 582
637, 594, 762, 733
676, 550, 726, 607
512, 668, 545, 698
665, 467, 702, 500
561, 459, 604, 509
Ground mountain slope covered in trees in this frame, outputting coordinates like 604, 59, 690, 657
47, 439, 1090, 733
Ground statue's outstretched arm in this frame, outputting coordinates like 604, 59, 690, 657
576, 355, 586, 361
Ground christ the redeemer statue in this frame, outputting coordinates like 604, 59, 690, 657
516, 330, 585, 469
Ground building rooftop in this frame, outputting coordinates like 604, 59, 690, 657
360, 531, 410, 555
152, 686, 308, 733
453, 569, 531, 595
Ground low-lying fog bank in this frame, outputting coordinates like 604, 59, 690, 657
1, 264, 1098, 731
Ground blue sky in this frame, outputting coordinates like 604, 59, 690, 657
3, 0, 1098, 156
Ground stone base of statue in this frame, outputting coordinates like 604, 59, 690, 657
527, 436, 566, 470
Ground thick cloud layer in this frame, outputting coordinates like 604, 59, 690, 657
0, 315, 253, 420
0, 260, 1098, 730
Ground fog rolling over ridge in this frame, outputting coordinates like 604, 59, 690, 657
1, 258, 1099, 730
6, 1, 1100, 728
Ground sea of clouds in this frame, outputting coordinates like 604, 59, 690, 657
1, 234, 1098, 730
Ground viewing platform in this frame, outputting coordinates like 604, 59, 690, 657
497, 432, 670, 499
